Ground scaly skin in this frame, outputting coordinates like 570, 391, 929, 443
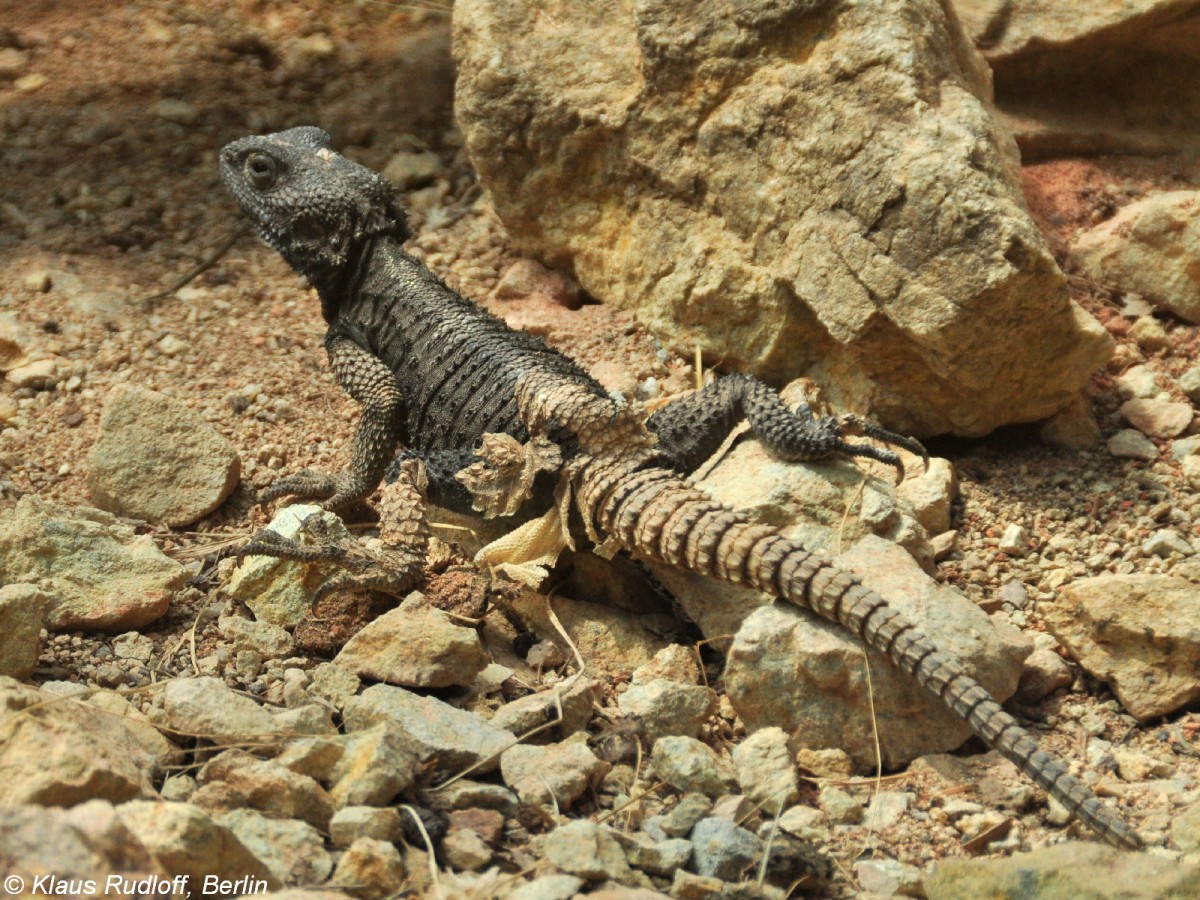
221, 127, 1142, 849
514, 370, 1142, 851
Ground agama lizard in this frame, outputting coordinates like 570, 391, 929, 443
221, 126, 1141, 850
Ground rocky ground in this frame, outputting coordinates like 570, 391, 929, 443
2, 2, 1200, 898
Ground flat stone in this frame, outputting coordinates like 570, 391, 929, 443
219, 617, 295, 660
328, 837, 406, 897
1046, 575, 1200, 720
1073, 192, 1200, 323
194, 749, 334, 829
731, 727, 799, 815
855, 858, 923, 897
508, 875, 586, 900
1107, 429, 1158, 460
160, 676, 277, 745
6, 357, 57, 389
897, 457, 956, 535
216, 808, 332, 887
344, 683, 515, 774
540, 820, 633, 883
725, 535, 1030, 770
228, 504, 354, 627
501, 738, 610, 809
924, 841, 1200, 899
631, 644, 702, 685
328, 722, 422, 807
329, 806, 405, 847
0, 496, 185, 631
490, 677, 599, 737
87, 384, 240, 526
335, 598, 487, 688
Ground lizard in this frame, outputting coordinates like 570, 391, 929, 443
220, 126, 1142, 850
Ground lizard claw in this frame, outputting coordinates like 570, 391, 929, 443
836, 414, 929, 481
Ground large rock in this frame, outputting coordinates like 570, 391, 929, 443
1045, 575, 1200, 720
116, 801, 278, 896
453, 0, 1111, 437
953, 0, 1200, 157
0, 678, 172, 805
723, 535, 1030, 770
1073, 192, 1200, 324
924, 841, 1200, 899
0, 496, 185, 631
87, 384, 240, 526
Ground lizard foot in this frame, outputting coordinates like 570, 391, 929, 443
258, 468, 374, 512
240, 505, 428, 603
834, 413, 929, 481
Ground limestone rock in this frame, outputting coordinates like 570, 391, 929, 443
508, 588, 667, 672
160, 676, 277, 745
725, 535, 1030, 770
924, 841, 1200, 899
500, 739, 611, 809
1107, 429, 1158, 460
631, 644, 701, 685
454, 0, 1111, 437
490, 678, 599, 737
897, 457, 956, 536
328, 837, 406, 897
330, 806, 405, 847
329, 722, 422, 807
344, 683, 515, 774
86, 384, 240, 526
0, 496, 185, 631
616, 678, 716, 743
1120, 398, 1192, 439
731, 727, 799, 815
334, 598, 487, 688
216, 808, 333, 887
195, 749, 334, 830
0, 584, 50, 679
116, 801, 278, 895
856, 858, 923, 897
650, 736, 735, 798
1046, 575, 1200, 720
0, 677, 168, 805
1039, 392, 1102, 451
540, 820, 633, 883
955, 0, 1200, 157
228, 504, 353, 627
689, 817, 762, 881
218, 616, 295, 660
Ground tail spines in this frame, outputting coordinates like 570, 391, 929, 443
588, 464, 1142, 850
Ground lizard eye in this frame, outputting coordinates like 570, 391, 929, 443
244, 152, 279, 190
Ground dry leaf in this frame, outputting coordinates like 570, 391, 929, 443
474, 477, 575, 587
456, 432, 563, 518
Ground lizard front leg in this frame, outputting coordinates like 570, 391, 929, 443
261, 334, 405, 512
242, 459, 430, 601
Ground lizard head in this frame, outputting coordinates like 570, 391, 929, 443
220, 126, 409, 288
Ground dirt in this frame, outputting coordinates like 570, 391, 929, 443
2, 1, 1199, 895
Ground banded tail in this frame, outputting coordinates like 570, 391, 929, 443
516, 373, 1142, 850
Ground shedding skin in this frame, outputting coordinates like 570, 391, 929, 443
220, 127, 1142, 850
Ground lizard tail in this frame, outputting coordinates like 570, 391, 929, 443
573, 458, 1142, 850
